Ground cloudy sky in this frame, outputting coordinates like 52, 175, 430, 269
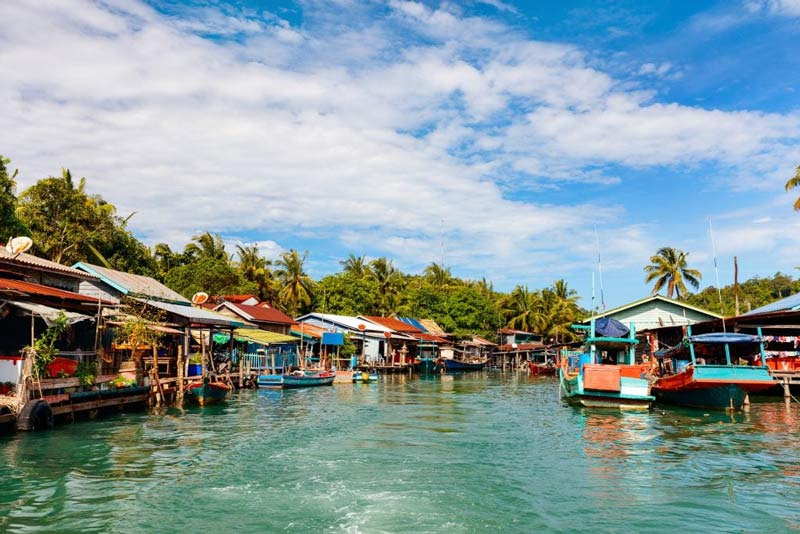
1, 0, 799, 309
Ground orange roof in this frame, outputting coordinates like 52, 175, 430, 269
362, 315, 423, 333
218, 294, 258, 303
291, 322, 326, 339
0, 278, 113, 305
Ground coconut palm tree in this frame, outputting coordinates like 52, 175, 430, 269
501, 285, 542, 333
275, 249, 313, 317
369, 257, 403, 315
423, 262, 453, 289
340, 254, 368, 278
644, 247, 702, 300
787, 165, 800, 211
184, 232, 228, 262
236, 244, 279, 304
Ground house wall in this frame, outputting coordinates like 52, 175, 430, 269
78, 280, 122, 303
599, 301, 717, 332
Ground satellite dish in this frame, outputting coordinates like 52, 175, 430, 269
383, 331, 392, 339
6, 236, 33, 256
191, 292, 209, 305
357, 323, 366, 331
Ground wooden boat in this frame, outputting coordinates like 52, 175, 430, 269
281, 370, 335, 388
559, 318, 654, 409
414, 357, 441, 374
441, 357, 486, 371
186, 380, 232, 406
651, 330, 775, 410
529, 349, 557, 376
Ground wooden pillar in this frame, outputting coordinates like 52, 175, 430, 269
176, 342, 184, 402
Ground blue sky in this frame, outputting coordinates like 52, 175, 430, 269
1, 0, 799, 311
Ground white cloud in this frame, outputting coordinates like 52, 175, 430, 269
746, 0, 800, 17
0, 0, 798, 293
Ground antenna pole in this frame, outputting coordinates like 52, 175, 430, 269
708, 219, 726, 333
594, 225, 605, 310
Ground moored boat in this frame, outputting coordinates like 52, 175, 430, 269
651, 330, 775, 410
257, 374, 284, 388
558, 318, 654, 409
441, 357, 486, 371
186, 380, 232, 406
281, 370, 335, 388
414, 357, 441, 374
352, 370, 379, 383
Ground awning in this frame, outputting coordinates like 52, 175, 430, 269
9, 301, 94, 326
136, 299, 244, 327
232, 328, 297, 345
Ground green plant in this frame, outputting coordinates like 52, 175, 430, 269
188, 352, 203, 364
340, 333, 356, 358
29, 312, 70, 379
110, 374, 135, 388
74, 360, 97, 386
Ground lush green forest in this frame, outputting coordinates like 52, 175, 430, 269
2, 154, 797, 338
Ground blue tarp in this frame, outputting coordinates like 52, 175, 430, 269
321, 332, 344, 346
398, 317, 427, 332
594, 317, 630, 338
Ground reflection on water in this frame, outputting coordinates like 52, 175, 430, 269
1, 376, 799, 532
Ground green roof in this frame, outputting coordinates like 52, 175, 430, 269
234, 328, 297, 345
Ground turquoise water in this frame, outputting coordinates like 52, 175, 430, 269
1, 373, 799, 533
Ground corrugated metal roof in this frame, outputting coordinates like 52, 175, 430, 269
297, 313, 394, 333
0, 248, 96, 279
0, 278, 112, 305
360, 315, 423, 333
138, 299, 243, 327
745, 291, 800, 315
217, 302, 294, 325
398, 317, 427, 332
74, 262, 189, 303
234, 328, 297, 345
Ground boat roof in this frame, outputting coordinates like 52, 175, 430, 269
687, 333, 762, 344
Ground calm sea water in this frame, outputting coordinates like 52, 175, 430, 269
1, 373, 799, 533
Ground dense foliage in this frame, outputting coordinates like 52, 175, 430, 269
687, 272, 800, 316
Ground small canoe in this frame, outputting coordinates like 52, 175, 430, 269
186, 380, 232, 405
282, 371, 335, 388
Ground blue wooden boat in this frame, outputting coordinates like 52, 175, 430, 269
441, 358, 486, 371
414, 357, 441, 374
652, 329, 775, 410
186, 379, 232, 406
558, 318, 654, 409
352, 370, 379, 383
281, 370, 335, 388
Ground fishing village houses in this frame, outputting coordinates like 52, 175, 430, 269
3, 245, 800, 433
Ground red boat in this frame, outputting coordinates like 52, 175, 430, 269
529, 362, 557, 376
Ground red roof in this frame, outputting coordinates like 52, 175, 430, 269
225, 302, 294, 325
218, 294, 258, 304
412, 332, 451, 343
497, 342, 545, 352
0, 278, 112, 305
363, 316, 423, 333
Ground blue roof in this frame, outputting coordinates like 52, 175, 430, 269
398, 317, 427, 332
688, 333, 762, 344
744, 291, 800, 315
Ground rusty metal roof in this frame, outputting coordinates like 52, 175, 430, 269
0, 277, 112, 305
0, 248, 96, 279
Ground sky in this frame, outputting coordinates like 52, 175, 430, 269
1, 0, 799, 310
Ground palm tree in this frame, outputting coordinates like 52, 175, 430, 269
340, 254, 368, 278
423, 262, 453, 289
369, 257, 403, 315
787, 165, 800, 211
184, 232, 228, 262
644, 247, 702, 300
275, 249, 313, 317
236, 244, 279, 304
501, 285, 542, 333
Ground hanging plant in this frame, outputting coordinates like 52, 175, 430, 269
28, 312, 70, 380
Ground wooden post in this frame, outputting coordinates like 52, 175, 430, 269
176, 343, 184, 402
734, 256, 740, 317
152, 345, 164, 405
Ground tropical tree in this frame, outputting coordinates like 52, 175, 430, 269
644, 247, 702, 299
275, 249, 314, 317
236, 244, 279, 304
501, 285, 542, 333
340, 254, 369, 278
787, 164, 800, 211
0, 154, 28, 241
184, 232, 228, 262
423, 262, 453, 289
369, 257, 404, 315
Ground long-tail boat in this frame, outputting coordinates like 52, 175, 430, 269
558, 318, 654, 409
651, 328, 775, 410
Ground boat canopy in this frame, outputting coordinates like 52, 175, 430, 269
594, 317, 629, 338
687, 333, 762, 344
